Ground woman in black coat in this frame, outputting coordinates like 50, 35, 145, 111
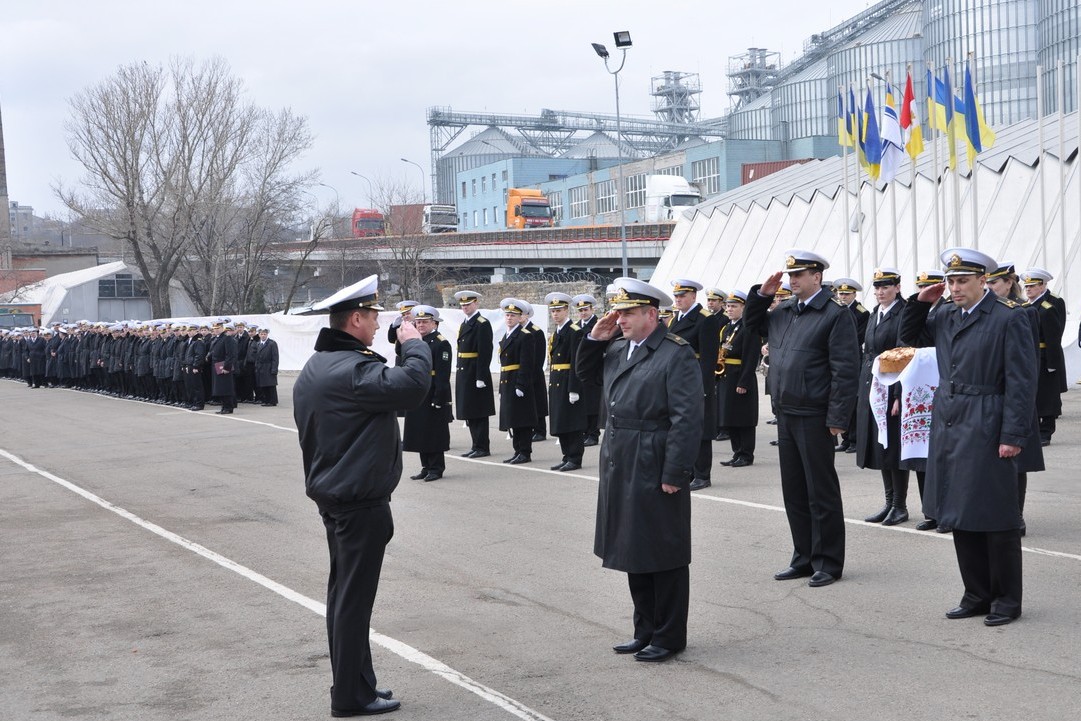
856, 269, 910, 526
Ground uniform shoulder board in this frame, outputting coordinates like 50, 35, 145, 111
436, 334, 446, 341
700, 308, 712, 317
520, 327, 531, 334
831, 296, 845, 306
855, 303, 867, 313
996, 297, 1020, 309
1041, 300, 1054, 310
477, 316, 488, 323
571, 322, 580, 331
665, 333, 689, 346
358, 349, 375, 356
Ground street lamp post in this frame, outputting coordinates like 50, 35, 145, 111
592, 31, 633, 277
349, 171, 374, 209
400, 158, 427, 203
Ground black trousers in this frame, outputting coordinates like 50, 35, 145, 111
728, 426, 756, 462
953, 529, 1022, 618
693, 439, 712, 481
556, 432, 584, 465
419, 451, 445, 475
511, 427, 533, 456
321, 503, 394, 713
1038, 416, 1056, 442
259, 385, 278, 405
627, 566, 689, 651
466, 418, 490, 453
185, 371, 205, 408
776, 413, 845, 577
585, 413, 600, 441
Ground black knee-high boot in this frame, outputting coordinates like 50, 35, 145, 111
883, 469, 910, 526
865, 470, 894, 523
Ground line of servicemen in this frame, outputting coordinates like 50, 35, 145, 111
0, 318, 281, 413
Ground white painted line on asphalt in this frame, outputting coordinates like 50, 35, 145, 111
0, 446, 556, 721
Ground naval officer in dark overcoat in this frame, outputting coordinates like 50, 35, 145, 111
545, 292, 586, 471
453, 290, 495, 458
715, 290, 761, 468
403, 306, 453, 482
497, 299, 538, 464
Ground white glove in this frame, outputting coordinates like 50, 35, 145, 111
476, 380, 487, 388
515, 388, 525, 398
569, 392, 580, 404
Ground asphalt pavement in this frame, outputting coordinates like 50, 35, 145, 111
2, 374, 1080, 721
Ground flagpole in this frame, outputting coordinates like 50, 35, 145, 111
949, 59, 962, 251
887, 70, 899, 269
928, 62, 942, 259
1037, 64, 1047, 266
906, 64, 920, 274
969, 54, 980, 250
852, 85, 865, 276
1057, 59, 1066, 298
840, 86, 853, 274
868, 80, 880, 267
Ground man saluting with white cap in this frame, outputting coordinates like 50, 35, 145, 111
577, 277, 703, 662
293, 275, 432, 715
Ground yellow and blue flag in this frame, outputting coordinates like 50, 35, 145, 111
837, 89, 853, 147
963, 60, 997, 169
850, 86, 867, 168
861, 86, 883, 180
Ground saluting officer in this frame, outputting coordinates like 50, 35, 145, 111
1020, 268, 1067, 446
716, 290, 761, 468
573, 294, 602, 446
666, 279, 721, 491
833, 278, 869, 453
403, 306, 454, 482
545, 292, 586, 472
453, 290, 495, 458
498, 299, 538, 464
901, 248, 1036, 626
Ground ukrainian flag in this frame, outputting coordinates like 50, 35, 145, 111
851, 86, 867, 168
963, 60, 997, 169
837, 89, 853, 147
862, 87, 883, 180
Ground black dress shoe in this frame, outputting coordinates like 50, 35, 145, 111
688, 478, 711, 491
714, 431, 730, 441
460, 450, 477, 458
422, 472, 442, 482
766, 418, 778, 425
503, 455, 519, 463
331, 697, 401, 716
946, 605, 988, 619
769, 439, 779, 446
634, 644, 679, 662
729, 458, 753, 468
559, 462, 581, 471
719, 458, 736, 466
217, 408, 233, 414
531, 433, 546, 442
508, 454, 531, 465
773, 566, 812, 581
834, 442, 851, 453
984, 612, 1018, 626
375, 689, 393, 700
409, 471, 426, 480
915, 519, 938, 531
470, 450, 490, 458
864, 505, 891, 523
844, 445, 856, 453
882, 508, 909, 526
936, 525, 954, 534
189, 405, 204, 411
582, 437, 599, 447
612, 638, 649, 654
808, 571, 837, 587
550, 462, 568, 470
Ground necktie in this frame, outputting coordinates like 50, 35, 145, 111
797, 302, 806, 315
627, 342, 638, 361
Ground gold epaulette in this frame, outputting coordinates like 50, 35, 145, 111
571, 322, 580, 331
477, 316, 488, 323
521, 327, 531, 334
855, 304, 867, 313
700, 309, 712, 317
436, 334, 446, 341
1041, 300, 1054, 310
831, 296, 845, 306
995, 297, 1019, 308
666, 333, 689, 346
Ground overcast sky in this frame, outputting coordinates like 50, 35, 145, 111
2, 0, 874, 217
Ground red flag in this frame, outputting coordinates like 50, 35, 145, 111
900, 70, 915, 129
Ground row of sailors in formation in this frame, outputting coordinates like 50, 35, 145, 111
0, 319, 281, 413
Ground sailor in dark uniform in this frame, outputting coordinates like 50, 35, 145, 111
453, 290, 495, 458
1020, 268, 1067, 446
573, 294, 602, 446
666, 279, 721, 491
716, 290, 761, 467
387, 299, 420, 369
545, 292, 586, 471
523, 303, 549, 442
498, 299, 538, 464
403, 306, 453, 481
705, 288, 730, 442
833, 278, 869, 453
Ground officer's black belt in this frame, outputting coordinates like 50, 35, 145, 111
609, 417, 671, 431
948, 381, 1004, 395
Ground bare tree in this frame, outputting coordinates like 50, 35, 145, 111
58, 57, 314, 317
371, 177, 440, 303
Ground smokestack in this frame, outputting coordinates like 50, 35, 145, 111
0, 102, 12, 268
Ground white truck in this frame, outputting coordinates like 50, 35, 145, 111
643, 175, 701, 223
422, 204, 458, 233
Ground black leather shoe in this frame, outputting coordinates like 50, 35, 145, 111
688, 478, 711, 491
531, 433, 546, 442
582, 437, 599, 447
984, 613, 1018, 626
460, 450, 477, 458
612, 638, 649, 654
189, 405, 204, 411
773, 566, 812, 581
714, 431, 730, 441
946, 605, 988, 619
769, 439, 779, 446
422, 472, 442, 482
834, 442, 851, 453
915, 519, 938, 531
936, 525, 954, 534
808, 571, 837, 587
508, 454, 531, 465
409, 471, 427, 480
766, 418, 778, 425
844, 445, 856, 453
503, 455, 519, 463
882, 508, 909, 526
559, 462, 581, 471
375, 689, 393, 700
633, 645, 679, 662
719, 458, 736, 466
470, 450, 490, 458
864, 505, 891, 523
729, 458, 753, 468
217, 408, 233, 414
331, 697, 401, 716
550, 462, 568, 470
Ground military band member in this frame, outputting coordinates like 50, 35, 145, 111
403, 306, 453, 482
545, 293, 586, 471
453, 290, 495, 458
667, 279, 721, 491
745, 250, 859, 587
577, 277, 702, 663
716, 290, 761, 467
901, 248, 1035, 626
1020, 268, 1066, 446
573, 294, 602, 446
498, 299, 538, 464
833, 278, 869, 453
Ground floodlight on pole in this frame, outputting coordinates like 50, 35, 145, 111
349, 171, 374, 209
592, 31, 632, 277
400, 157, 427, 203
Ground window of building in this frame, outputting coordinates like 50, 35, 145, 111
656, 165, 683, 176
473, 210, 478, 227
549, 191, 563, 222
471, 179, 476, 197
569, 185, 590, 219
98, 273, 148, 299
494, 206, 499, 226
492, 173, 497, 189
481, 175, 487, 193
502, 170, 508, 181
461, 181, 467, 199
482, 208, 488, 225
625, 173, 647, 209
461, 213, 468, 230
691, 157, 721, 195
596, 180, 617, 214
